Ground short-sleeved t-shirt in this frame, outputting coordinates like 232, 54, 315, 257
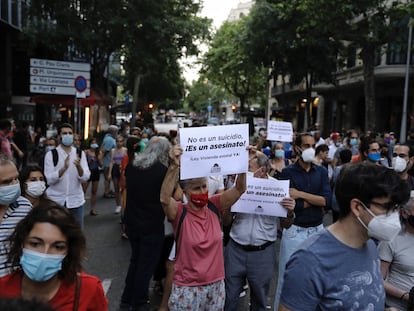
172, 195, 223, 286
378, 230, 414, 310
101, 134, 116, 167
0, 270, 108, 310
281, 229, 385, 310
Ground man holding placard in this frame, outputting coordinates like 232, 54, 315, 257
224, 150, 296, 311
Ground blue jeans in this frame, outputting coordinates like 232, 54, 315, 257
67, 205, 84, 230
274, 223, 324, 310
121, 231, 164, 309
224, 239, 276, 311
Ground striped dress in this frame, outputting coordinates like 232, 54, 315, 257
0, 196, 32, 277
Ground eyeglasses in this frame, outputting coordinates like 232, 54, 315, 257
392, 153, 408, 158
369, 201, 399, 215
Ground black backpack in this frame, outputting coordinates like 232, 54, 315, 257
51, 148, 82, 166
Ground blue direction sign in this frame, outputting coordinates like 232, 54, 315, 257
74, 76, 87, 93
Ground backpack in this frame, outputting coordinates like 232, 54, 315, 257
51, 148, 82, 166
175, 200, 220, 253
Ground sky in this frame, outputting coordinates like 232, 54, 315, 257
181, 0, 248, 83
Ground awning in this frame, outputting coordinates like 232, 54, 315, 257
31, 88, 111, 107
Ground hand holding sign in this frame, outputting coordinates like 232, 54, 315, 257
169, 144, 183, 167
179, 124, 249, 179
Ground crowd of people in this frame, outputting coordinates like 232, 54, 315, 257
0, 116, 414, 311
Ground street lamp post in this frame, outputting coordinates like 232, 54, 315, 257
400, 20, 413, 143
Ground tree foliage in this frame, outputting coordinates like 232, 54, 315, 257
246, 0, 411, 131
21, 0, 211, 106
201, 18, 267, 114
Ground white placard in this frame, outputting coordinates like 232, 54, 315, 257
266, 120, 293, 142
179, 124, 249, 179
231, 175, 290, 217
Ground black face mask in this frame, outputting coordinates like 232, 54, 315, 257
408, 215, 414, 228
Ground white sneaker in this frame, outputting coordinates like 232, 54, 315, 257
239, 290, 246, 298
115, 206, 121, 214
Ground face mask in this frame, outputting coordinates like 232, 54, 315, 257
45, 146, 55, 153
275, 149, 284, 158
357, 202, 399, 241
189, 191, 208, 208
384, 138, 391, 144
61, 134, 73, 146
26, 181, 46, 198
0, 183, 21, 205
350, 138, 358, 146
91, 143, 99, 149
301, 148, 315, 163
367, 152, 381, 162
20, 248, 65, 282
392, 157, 407, 173
141, 138, 149, 144
335, 142, 341, 147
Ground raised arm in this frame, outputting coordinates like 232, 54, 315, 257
219, 172, 246, 211
160, 144, 182, 221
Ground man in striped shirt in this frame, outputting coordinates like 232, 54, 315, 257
0, 156, 32, 277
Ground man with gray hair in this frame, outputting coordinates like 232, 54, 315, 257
225, 150, 296, 311
101, 125, 118, 199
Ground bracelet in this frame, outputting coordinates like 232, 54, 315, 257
287, 212, 295, 219
400, 292, 409, 300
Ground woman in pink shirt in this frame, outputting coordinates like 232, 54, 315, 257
160, 144, 246, 311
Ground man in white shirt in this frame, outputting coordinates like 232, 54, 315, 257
44, 123, 90, 229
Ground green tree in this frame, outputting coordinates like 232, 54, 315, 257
294, 0, 411, 131
121, 0, 211, 117
245, 0, 340, 129
23, 0, 125, 92
202, 18, 267, 116
186, 78, 231, 114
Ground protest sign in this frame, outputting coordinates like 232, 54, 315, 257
231, 175, 290, 217
266, 120, 293, 142
179, 124, 249, 179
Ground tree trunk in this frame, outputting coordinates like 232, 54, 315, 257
361, 44, 376, 132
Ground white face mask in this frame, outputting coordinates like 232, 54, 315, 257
301, 148, 315, 163
357, 202, 400, 241
26, 181, 46, 198
392, 157, 407, 173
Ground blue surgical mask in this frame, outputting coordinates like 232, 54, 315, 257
20, 248, 65, 282
91, 143, 99, 149
274, 149, 285, 158
350, 138, 358, 146
61, 134, 73, 146
141, 138, 149, 144
0, 183, 21, 205
368, 152, 381, 162
45, 146, 55, 153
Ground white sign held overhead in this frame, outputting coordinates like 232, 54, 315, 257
231, 175, 290, 217
266, 120, 294, 142
179, 124, 249, 179
30, 85, 90, 96
30, 58, 90, 72
30, 67, 91, 80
